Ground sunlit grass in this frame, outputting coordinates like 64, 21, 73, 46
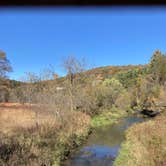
91, 107, 127, 128
114, 115, 166, 166
0, 103, 91, 165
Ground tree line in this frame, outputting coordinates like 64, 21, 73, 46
0, 49, 166, 115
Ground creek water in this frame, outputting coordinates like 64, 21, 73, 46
63, 115, 145, 166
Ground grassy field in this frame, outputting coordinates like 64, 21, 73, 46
0, 103, 91, 165
114, 115, 166, 166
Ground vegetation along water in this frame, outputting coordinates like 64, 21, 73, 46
63, 115, 145, 166
0, 50, 166, 165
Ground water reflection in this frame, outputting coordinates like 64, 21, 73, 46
64, 115, 144, 166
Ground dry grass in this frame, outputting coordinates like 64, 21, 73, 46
0, 103, 91, 165
0, 103, 60, 134
114, 115, 166, 166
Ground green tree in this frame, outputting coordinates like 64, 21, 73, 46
115, 67, 148, 88
0, 50, 12, 79
0, 50, 12, 102
98, 78, 126, 108
149, 50, 166, 84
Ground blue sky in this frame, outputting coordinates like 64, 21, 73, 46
0, 7, 166, 80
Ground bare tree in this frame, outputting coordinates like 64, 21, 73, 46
62, 55, 86, 111
39, 65, 58, 81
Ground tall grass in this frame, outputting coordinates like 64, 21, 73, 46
0, 103, 90, 165
114, 115, 166, 166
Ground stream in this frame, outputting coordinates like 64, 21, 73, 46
63, 115, 145, 166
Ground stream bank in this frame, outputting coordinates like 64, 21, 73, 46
63, 115, 145, 166
114, 115, 166, 166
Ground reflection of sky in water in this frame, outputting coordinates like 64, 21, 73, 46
81, 145, 120, 158
70, 145, 119, 166
63, 116, 144, 166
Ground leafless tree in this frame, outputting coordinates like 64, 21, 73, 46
62, 55, 86, 111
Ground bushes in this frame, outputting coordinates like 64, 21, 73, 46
91, 107, 127, 127
93, 78, 132, 112
129, 75, 161, 110
115, 91, 132, 111
101, 78, 126, 108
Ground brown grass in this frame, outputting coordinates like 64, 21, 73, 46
0, 103, 59, 134
0, 103, 91, 165
115, 115, 166, 166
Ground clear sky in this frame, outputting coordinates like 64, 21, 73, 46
0, 7, 166, 80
